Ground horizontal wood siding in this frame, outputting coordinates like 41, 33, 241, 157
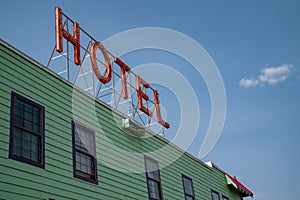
0, 41, 242, 200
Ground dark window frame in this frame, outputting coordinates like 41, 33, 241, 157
222, 195, 229, 200
144, 155, 163, 200
211, 189, 220, 200
182, 174, 195, 200
9, 92, 45, 168
72, 120, 98, 184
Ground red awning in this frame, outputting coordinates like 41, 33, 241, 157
225, 173, 253, 197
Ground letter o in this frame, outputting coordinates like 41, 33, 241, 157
90, 41, 112, 84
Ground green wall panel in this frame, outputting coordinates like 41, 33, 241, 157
0, 40, 244, 200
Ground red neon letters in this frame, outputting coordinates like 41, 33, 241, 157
90, 42, 112, 84
55, 7, 81, 65
114, 57, 131, 99
136, 75, 153, 117
55, 7, 170, 129
154, 90, 170, 128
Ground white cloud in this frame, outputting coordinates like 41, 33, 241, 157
239, 64, 293, 88
239, 78, 259, 88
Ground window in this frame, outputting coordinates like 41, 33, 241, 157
72, 121, 98, 184
9, 92, 45, 168
222, 195, 229, 200
144, 156, 163, 200
211, 190, 220, 200
182, 175, 195, 200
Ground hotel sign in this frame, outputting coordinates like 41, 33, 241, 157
52, 7, 170, 129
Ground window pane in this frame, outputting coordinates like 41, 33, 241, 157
14, 146, 21, 156
21, 131, 31, 159
212, 191, 220, 200
148, 180, 160, 199
15, 104, 23, 118
15, 99, 24, 111
30, 134, 40, 162
75, 127, 94, 155
14, 97, 41, 134
182, 176, 195, 200
24, 103, 32, 113
144, 157, 162, 200
21, 131, 30, 146
13, 128, 22, 156
183, 177, 193, 196
24, 110, 33, 121
75, 145, 95, 177
31, 149, 38, 162
24, 119, 32, 130
33, 124, 41, 134
11, 94, 44, 166
72, 122, 97, 183
146, 159, 159, 171
32, 106, 40, 119
185, 195, 194, 200
15, 116, 24, 127
145, 159, 159, 181
147, 170, 160, 181
14, 128, 22, 147
33, 115, 40, 125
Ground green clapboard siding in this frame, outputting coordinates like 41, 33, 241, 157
0, 40, 243, 200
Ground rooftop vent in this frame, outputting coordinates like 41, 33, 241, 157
121, 118, 145, 137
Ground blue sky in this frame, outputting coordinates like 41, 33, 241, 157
1, 1, 300, 199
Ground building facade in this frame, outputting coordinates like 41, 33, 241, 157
0, 39, 253, 200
